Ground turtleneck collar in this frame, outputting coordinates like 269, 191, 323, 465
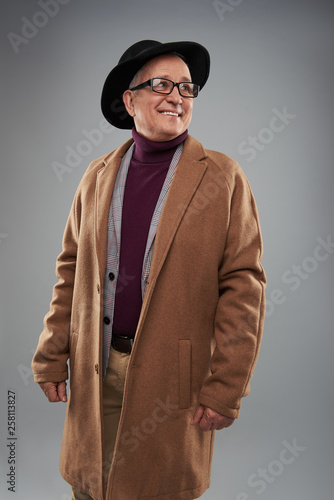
131, 127, 188, 164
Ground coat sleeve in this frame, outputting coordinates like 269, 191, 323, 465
198, 167, 266, 419
31, 191, 81, 383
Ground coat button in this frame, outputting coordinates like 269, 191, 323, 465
104, 316, 111, 325
95, 364, 98, 374
97, 284, 100, 293
109, 272, 115, 281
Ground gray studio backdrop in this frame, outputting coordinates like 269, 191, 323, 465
1, 0, 333, 499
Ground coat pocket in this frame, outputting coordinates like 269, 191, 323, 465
178, 339, 192, 409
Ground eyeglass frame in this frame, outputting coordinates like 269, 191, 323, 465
129, 77, 200, 98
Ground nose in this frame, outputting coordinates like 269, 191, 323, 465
166, 85, 183, 104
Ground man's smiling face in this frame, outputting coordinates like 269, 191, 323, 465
122, 54, 194, 142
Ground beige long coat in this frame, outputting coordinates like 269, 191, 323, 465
32, 135, 266, 500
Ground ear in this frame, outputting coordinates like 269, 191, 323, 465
123, 90, 136, 117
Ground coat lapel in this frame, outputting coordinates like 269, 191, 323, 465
137, 136, 208, 329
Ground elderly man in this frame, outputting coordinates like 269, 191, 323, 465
32, 40, 266, 500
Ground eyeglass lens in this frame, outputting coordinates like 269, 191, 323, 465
152, 78, 198, 97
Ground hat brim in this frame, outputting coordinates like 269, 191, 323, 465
101, 41, 210, 129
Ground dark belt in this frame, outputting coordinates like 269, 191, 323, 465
111, 334, 134, 354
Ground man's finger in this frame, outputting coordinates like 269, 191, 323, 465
39, 382, 55, 401
47, 383, 60, 402
57, 381, 67, 403
216, 416, 235, 430
38, 381, 67, 403
190, 405, 204, 425
198, 413, 213, 432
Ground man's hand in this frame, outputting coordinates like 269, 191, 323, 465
191, 404, 235, 431
38, 381, 67, 403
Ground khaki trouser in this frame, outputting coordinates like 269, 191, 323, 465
71, 346, 130, 500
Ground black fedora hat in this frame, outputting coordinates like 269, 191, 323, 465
101, 39, 210, 129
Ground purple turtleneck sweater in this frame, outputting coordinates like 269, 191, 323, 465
112, 128, 188, 338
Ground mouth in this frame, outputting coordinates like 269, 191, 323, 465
159, 111, 181, 117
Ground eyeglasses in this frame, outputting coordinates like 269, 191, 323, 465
129, 78, 200, 98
